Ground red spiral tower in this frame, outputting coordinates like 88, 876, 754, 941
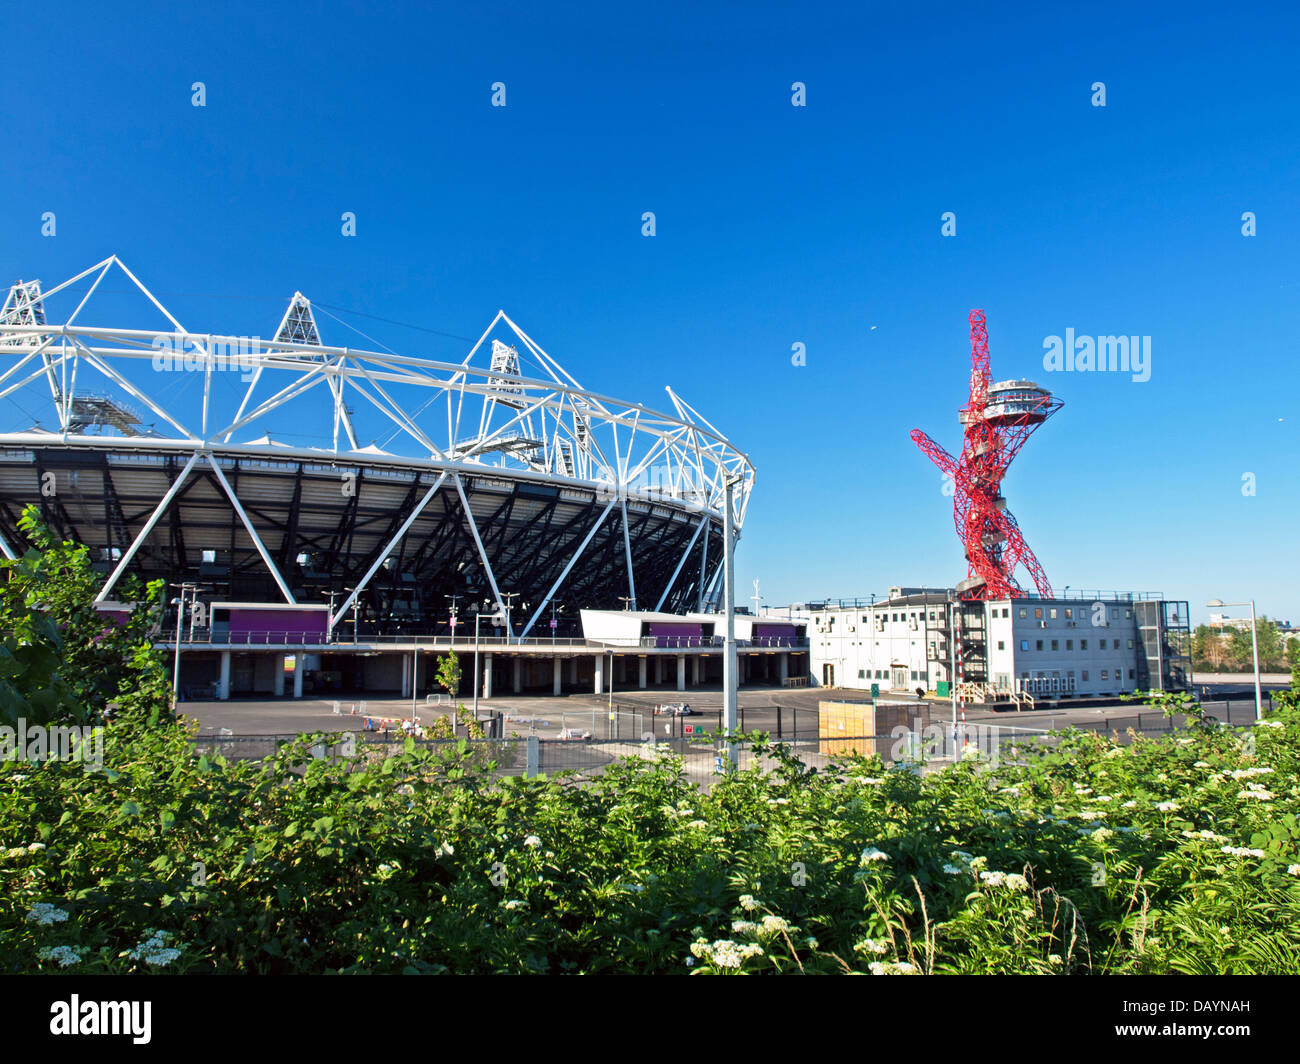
911, 310, 1062, 601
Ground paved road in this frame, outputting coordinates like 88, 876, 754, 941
180, 679, 1282, 743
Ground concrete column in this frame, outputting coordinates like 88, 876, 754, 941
294, 658, 305, 698
553, 657, 562, 696
219, 651, 231, 700
483, 654, 493, 699
594, 655, 604, 694
692, 656, 701, 685
273, 654, 285, 696
401, 654, 411, 699
568, 657, 578, 684
779, 653, 789, 684
654, 656, 663, 684
512, 657, 522, 694
677, 654, 686, 691
638, 656, 647, 689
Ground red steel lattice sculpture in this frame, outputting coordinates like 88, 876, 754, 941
911, 310, 1062, 601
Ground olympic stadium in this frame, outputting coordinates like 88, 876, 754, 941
0, 257, 758, 672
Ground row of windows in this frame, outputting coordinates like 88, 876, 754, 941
1017, 606, 1133, 622
1021, 669, 1136, 683
856, 670, 925, 681
1009, 638, 1132, 652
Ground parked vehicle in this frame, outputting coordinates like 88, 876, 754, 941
653, 702, 695, 716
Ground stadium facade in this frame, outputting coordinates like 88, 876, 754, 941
0, 258, 788, 699
0, 257, 754, 634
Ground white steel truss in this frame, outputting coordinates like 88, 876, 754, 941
0, 258, 755, 615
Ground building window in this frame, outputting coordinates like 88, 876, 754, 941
1125, 609, 1132, 619
1128, 668, 1135, 680
1127, 639, 1134, 650
997, 640, 1005, 650
1113, 639, 1120, 650
1065, 608, 1073, 619
1066, 639, 1073, 650
1082, 670, 1089, 682
1101, 669, 1108, 681
1034, 608, 1043, 619
1050, 640, 1059, 651
1035, 640, 1044, 651
858, 670, 866, 679
1019, 608, 1027, 619
911, 671, 919, 681
1049, 608, 1057, 620
862, 615, 870, 625
1111, 609, 1118, 620
1081, 639, 1088, 650
1020, 640, 1029, 651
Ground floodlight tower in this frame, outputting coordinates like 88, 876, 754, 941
911, 310, 1062, 601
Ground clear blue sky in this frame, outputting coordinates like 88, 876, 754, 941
3, 1, 1297, 625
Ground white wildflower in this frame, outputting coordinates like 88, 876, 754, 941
685, 820, 708, 830
25, 903, 69, 926
1286, 865, 1300, 876
1154, 801, 1180, 812
731, 920, 757, 935
37, 945, 83, 968
859, 847, 890, 864
523, 835, 541, 848
1230, 767, 1274, 779
853, 938, 889, 955
738, 894, 759, 912
868, 960, 918, 975
1237, 789, 1275, 801
1220, 846, 1267, 858
759, 915, 790, 935
503, 899, 527, 910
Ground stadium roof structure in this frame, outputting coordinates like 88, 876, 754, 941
0, 257, 755, 636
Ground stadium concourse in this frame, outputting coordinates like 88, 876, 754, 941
163, 607, 809, 702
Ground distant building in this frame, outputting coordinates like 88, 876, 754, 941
808, 587, 1191, 704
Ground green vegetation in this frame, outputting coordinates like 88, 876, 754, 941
3, 509, 1299, 974
1192, 619, 1294, 673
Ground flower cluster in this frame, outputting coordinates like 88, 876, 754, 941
127, 930, 182, 967
25, 903, 69, 927
689, 938, 764, 970
1220, 846, 1267, 858
978, 870, 1029, 892
38, 945, 83, 968
867, 960, 918, 975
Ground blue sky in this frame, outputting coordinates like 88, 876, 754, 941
3, 1, 1297, 624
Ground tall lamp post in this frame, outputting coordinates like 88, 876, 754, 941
1206, 598, 1262, 721
170, 582, 198, 713
472, 603, 504, 724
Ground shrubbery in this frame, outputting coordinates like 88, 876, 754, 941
3, 510, 1299, 974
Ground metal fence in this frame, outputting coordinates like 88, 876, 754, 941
190, 695, 1277, 787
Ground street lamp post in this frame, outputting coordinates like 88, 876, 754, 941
1206, 598, 1262, 721
473, 604, 504, 725
170, 582, 198, 713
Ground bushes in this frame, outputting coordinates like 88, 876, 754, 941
4, 700, 1299, 974
3, 511, 1298, 973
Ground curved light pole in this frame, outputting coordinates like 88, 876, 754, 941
1206, 598, 1261, 721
